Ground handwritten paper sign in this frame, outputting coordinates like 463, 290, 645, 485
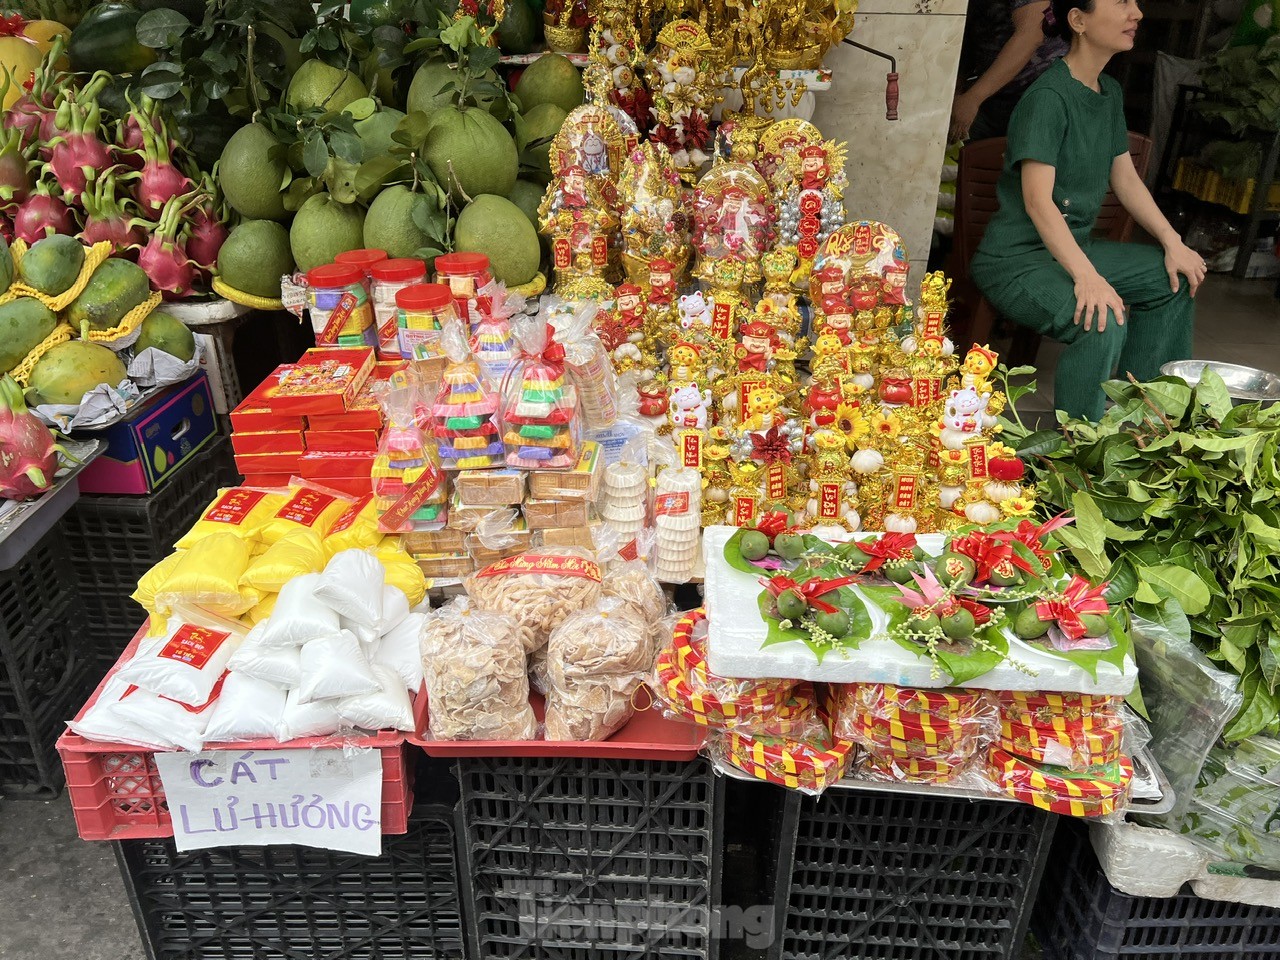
154, 748, 384, 855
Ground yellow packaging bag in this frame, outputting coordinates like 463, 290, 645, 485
155, 533, 260, 618
377, 536, 427, 606
244, 592, 278, 625
131, 551, 184, 623
324, 496, 381, 557
259, 484, 358, 545
240, 529, 326, 593
175, 488, 287, 549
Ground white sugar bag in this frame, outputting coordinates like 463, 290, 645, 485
278, 687, 342, 741
67, 675, 173, 749
298, 630, 379, 703
315, 549, 385, 627
115, 612, 244, 706
337, 665, 414, 732
204, 672, 288, 743
378, 586, 410, 635
259, 574, 340, 647
375, 612, 425, 690
113, 687, 217, 753
341, 616, 378, 646
227, 622, 302, 689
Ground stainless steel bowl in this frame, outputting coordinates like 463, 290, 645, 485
1160, 359, 1280, 403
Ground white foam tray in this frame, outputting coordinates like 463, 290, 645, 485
703, 525, 1138, 693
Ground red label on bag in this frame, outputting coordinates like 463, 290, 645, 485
967, 440, 989, 480
319, 291, 359, 344
277, 489, 337, 527
819, 482, 841, 520
734, 496, 756, 527
766, 463, 787, 501
619, 539, 639, 562
680, 431, 703, 469
329, 495, 372, 535
159, 625, 232, 669
655, 492, 690, 516
206, 489, 268, 526
477, 554, 602, 581
378, 466, 443, 533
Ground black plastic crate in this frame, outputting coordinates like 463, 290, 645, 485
1032, 819, 1280, 960
115, 800, 466, 960
770, 788, 1055, 960
456, 756, 722, 960
64, 435, 238, 668
0, 526, 93, 797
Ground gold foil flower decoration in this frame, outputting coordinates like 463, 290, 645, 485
869, 411, 902, 440
1000, 496, 1036, 518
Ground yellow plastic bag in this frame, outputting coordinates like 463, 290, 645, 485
376, 538, 427, 606
131, 551, 184, 622
175, 488, 287, 549
324, 496, 381, 557
259, 483, 358, 545
243, 592, 278, 625
240, 529, 326, 593
155, 533, 260, 618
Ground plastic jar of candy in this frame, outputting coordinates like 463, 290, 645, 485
335, 248, 389, 290
371, 258, 427, 359
397, 283, 457, 361
306, 263, 377, 346
434, 252, 492, 327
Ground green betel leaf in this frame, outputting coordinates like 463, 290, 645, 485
1137, 563, 1212, 615
1133, 597, 1191, 644
1225, 667, 1280, 741
1015, 429, 1066, 459
723, 528, 767, 576
1139, 378, 1193, 421
1195, 367, 1234, 422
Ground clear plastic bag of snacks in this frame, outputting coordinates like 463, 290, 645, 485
499, 316, 581, 470
708, 720, 855, 796
463, 547, 603, 653
421, 596, 537, 741
544, 298, 619, 428
544, 596, 654, 741
468, 278, 525, 379
373, 379, 444, 532
431, 321, 504, 469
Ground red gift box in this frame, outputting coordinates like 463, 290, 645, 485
231, 430, 306, 456
306, 429, 381, 452
300, 450, 376, 479
265, 347, 375, 415
230, 368, 307, 433
241, 472, 293, 488
235, 450, 306, 475
306, 475, 374, 497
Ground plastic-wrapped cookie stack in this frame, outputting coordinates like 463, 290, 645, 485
600, 462, 647, 546
654, 467, 701, 583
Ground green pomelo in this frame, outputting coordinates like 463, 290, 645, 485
514, 54, 584, 113
454, 195, 540, 287
218, 123, 288, 221
776, 588, 807, 621
29, 340, 127, 406
290, 194, 367, 273
424, 108, 518, 203
1080, 613, 1111, 638
349, 0, 401, 26
20, 235, 85, 296
507, 178, 546, 229
286, 59, 368, 113
352, 107, 406, 163
64, 258, 150, 334
814, 609, 851, 638
0, 297, 57, 373
495, 0, 541, 53
520, 101, 567, 184
218, 220, 296, 299
407, 59, 505, 118
774, 533, 806, 562
364, 186, 439, 260
135, 311, 196, 362
940, 607, 977, 641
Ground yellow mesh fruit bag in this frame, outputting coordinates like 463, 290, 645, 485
259, 484, 358, 545
240, 529, 326, 593
155, 533, 260, 618
176, 488, 288, 549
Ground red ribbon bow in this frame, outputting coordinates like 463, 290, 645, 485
994, 512, 1074, 572
762, 574, 862, 615
953, 597, 993, 626
860, 533, 918, 572
951, 531, 1037, 584
1034, 576, 1110, 640
755, 511, 791, 539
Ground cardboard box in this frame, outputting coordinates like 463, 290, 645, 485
528, 442, 602, 501
266, 347, 375, 415
447, 495, 519, 531
229, 368, 307, 433
523, 497, 592, 531
414, 552, 475, 579
78, 374, 218, 494
305, 429, 380, 452
231, 430, 306, 456
453, 468, 526, 506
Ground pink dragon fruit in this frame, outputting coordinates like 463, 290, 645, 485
14, 181, 76, 243
2, 35, 64, 152
46, 73, 114, 203
78, 173, 145, 254
136, 193, 197, 300
185, 175, 228, 277
127, 105, 191, 217
0, 376, 58, 501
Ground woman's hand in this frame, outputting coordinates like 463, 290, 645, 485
1163, 240, 1207, 296
1073, 270, 1126, 332
949, 90, 981, 142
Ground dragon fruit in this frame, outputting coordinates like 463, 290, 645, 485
46, 73, 114, 203
2, 35, 64, 152
127, 104, 191, 217
78, 173, 144, 253
14, 180, 75, 243
185, 175, 228, 277
135, 193, 196, 300
0, 375, 58, 501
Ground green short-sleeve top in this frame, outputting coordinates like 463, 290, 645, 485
973, 58, 1130, 273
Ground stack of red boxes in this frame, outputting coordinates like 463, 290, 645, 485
230, 347, 403, 497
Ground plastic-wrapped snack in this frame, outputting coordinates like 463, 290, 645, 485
259, 482, 358, 545
712, 725, 855, 795
373, 379, 446, 531
432, 320, 504, 469
544, 597, 653, 741
499, 317, 581, 469
991, 689, 1127, 771
986, 746, 1134, 818
528, 646, 551, 697
115, 606, 248, 706
463, 548, 603, 652
240, 529, 326, 593
421, 596, 537, 741
995, 690, 1121, 726
653, 467, 701, 583
602, 560, 668, 640
469, 278, 524, 380
546, 298, 619, 427
325, 496, 382, 556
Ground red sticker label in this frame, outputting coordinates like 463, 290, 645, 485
912, 378, 932, 407
711, 301, 733, 339
477, 554, 602, 581
819, 482, 841, 520
766, 464, 787, 501
205, 489, 268, 526
968, 441, 989, 480
655, 492, 690, 516
734, 496, 756, 527
553, 238, 572, 270
680, 432, 703, 469
319, 291, 359, 344
797, 237, 819, 260
619, 539, 639, 563
328, 495, 372, 535
159, 624, 232, 669
894, 474, 919, 511
277, 489, 338, 527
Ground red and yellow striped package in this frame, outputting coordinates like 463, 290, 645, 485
997, 715, 1124, 770
862, 751, 973, 784
995, 690, 1120, 726
852, 711, 979, 761
717, 726, 855, 794
987, 747, 1133, 818
860, 683, 989, 720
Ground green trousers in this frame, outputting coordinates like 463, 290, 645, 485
974, 239, 1196, 421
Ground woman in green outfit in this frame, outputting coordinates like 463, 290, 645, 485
969, 0, 1206, 420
